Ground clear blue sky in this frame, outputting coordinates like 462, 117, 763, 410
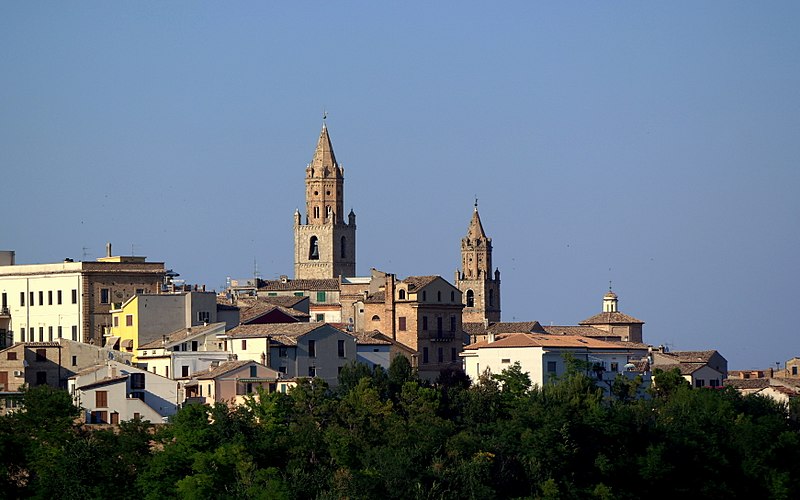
2, 2, 798, 369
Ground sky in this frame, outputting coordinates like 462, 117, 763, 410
2, 2, 798, 370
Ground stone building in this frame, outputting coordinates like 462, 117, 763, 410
0, 245, 165, 346
456, 202, 501, 326
293, 120, 356, 280
578, 290, 644, 343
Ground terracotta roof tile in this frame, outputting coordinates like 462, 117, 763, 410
579, 311, 644, 325
401, 276, 439, 291
227, 323, 325, 339
258, 278, 339, 291
138, 322, 225, 350
194, 360, 254, 380
542, 325, 609, 337
465, 333, 631, 351
487, 321, 546, 334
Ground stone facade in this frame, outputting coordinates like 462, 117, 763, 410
294, 122, 356, 279
456, 203, 501, 324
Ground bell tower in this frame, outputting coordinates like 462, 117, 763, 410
294, 119, 356, 279
456, 200, 501, 323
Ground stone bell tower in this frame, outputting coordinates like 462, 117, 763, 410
455, 200, 500, 323
293, 119, 356, 279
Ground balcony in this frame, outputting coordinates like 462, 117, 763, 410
429, 332, 456, 342
0, 307, 10, 319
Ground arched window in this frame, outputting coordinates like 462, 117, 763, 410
466, 289, 475, 308
371, 315, 380, 322
340, 236, 346, 258
309, 236, 319, 260
489, 289, 494, 307
398, 289, 406, 300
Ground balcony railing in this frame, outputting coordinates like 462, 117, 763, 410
429, 332, 456, 342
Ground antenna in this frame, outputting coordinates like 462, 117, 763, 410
130, 243, 139, 256
81, 246, 91, 261
253, 257, 261, 280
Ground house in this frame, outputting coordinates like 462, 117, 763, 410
349, 329, 416, 371
461, 332, 646, 390
224, 322, 357, 386
183, 360, 284, 406
237, 296, 311, 324
358, 274, 465, 381
69, 360, 179, 424
135, 322, 231, 379
651, 349, 728, 388
107, 290, 218, 362
0, 245, 165, 346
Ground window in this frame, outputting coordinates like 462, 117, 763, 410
125, 315, 133, 327
437, 347, 443, 363
48, 326, 53, 342
398, 317, 406, 331
96, 391, 108, 408
38, 327, 44, 342
71, 356, 77, 367
340, 236, 346, 258
436, 317, 443, 335
315, 313, 325, 322
279, 347, 287, 357
371, 315, 380, 322
241, 340, 247, 350
135, 288, 144, 295
36, 371, 47, 385
422, 347, 429, 364
610, 362, 619, 372
547, 361, 557, 374
695, 379, 705, 388
191, 341, 198, 352
130, 373, 145, 390
110, 412, 119, 425
113, 317, 119, 327
308, 366, 316, 377
72, 326, 78, 341
309, 236, 320, 260
451, 347, 457, 361
422, 291, 427, 302
1, 292, 6, 309
489, 290, 494, 307
20, 292, 24, 307
450, 316, 456, 332
100, 288, 110, 304
48, 291, 53, 305
308, 340, 316, 357
316, 291, 326, 302
7, 352, 17, 361
72, 289, 78, 304
30, 292, 34, 306
437, 291, 441, 302
398, 289, 406, 300
91, 411, 108, 424
502, 358, 511, 364
165, 366, 169, 378
422, 316, 428, 331
57, 326, 62, 338
38, 291, 43, 306
793, 366, 799, 376
451, 291, 455, 302
710, 379, 720, 388
57, 290, 62, 304
338, 339, 345, 357
279, 366, 287, 374
198, 311, 210, 323
466, 290, 475, 308
250, 365, 257, 377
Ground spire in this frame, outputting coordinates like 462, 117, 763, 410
467, 200, 487, 240
310, 120, 338, 171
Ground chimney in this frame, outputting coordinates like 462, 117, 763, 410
106, 242, 112, 258
487, 330, 495, 343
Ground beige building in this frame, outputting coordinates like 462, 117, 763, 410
456, 202, 501, 326
360, 275, 464, 380
184, 360, 284, 406
0, 246, 164, 347
293, 121, 356, 280
578, 290, 644, 343
652, 349, 727, 388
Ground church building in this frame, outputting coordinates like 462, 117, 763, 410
456, 202, 501, 325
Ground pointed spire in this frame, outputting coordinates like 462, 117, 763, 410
467, 200, 487, 240
310, 120, 337, 171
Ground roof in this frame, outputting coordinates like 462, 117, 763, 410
71, 364, 105, 377
258, 278, 339, 292
226, 323, 331, 344
239, 302, 308, 324
653, 363, 702, 375
666, 350, 719, 363
542, 325, 608, 336
351, 330, 392, 346
579, 311, 644, 325
77, 375, 129, 391
138, 322, 225, 350
466, 206, 488, 240
724, 378, 770, 390
487, 321, 547, 334
401, 276, 439, 291
194, 360, 253, 380
21, 342, 62, 348
464, 333, 631, 351
463, 322, 489, 336
310, 122, 338, 171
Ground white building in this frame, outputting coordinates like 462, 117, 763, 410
135, 322, 231, 379
69, 359, 179, 424
461, 333, 646, 389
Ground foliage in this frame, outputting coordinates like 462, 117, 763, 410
0, 364, 799, 498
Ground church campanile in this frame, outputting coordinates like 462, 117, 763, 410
456, 201, 501, 323
293, 120, 356, 279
